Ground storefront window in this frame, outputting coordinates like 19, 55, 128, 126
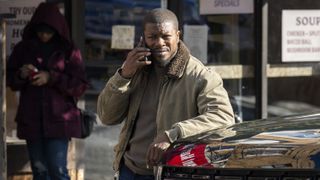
268, 74, 320, 117
85, 0, 160, 61
83, 1, 162, 179
182, 0, 256, 121
84, 0, 161, 111
265, 0, 320, 118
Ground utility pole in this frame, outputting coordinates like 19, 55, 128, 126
0, 16, 7, 180
0, 13, 15, 180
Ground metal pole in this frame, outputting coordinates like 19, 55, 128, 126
0, 13, 14, 180
0, 17, 7, 180
255, 0, 267, 119
261, 0, 268, 119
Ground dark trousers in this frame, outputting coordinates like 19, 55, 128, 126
119, 163, 155, 180
26, 138, 70, 180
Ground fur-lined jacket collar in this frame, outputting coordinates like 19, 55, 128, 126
166, 41, 190, 79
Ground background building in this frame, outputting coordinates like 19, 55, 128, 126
1, 0, 320, 179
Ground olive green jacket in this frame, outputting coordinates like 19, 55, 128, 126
97, 42, 235, 171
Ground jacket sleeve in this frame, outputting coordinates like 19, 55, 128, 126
97, 70, 132, 125
47, 48, 88, 98
167, 70, 235, 141
6, 43, 29, 91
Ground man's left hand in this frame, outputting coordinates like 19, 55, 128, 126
146, 133, 171, 168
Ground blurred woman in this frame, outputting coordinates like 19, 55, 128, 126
6, 2, 88, 180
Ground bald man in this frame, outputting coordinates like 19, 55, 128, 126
98, 8, 235, 180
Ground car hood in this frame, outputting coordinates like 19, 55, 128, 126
161, 112, 320, 169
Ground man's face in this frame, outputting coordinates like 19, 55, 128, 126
144, 22, 180, 67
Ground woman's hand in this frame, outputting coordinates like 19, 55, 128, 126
19, 64, 37, 80
31, 71, 50, 86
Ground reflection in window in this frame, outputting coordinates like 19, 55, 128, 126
182, 0, 256, 121
84, 0, 161, 108
182, 0, 255, 65
85, 0, 160, 61
268, 76, 320, 117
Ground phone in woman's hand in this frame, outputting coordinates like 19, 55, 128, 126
29, 68, 39, 79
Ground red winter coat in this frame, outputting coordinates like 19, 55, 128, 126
6, 2, 88, 140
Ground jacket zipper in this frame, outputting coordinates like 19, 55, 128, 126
41, 50, 63, 135
155, 75, 169, 135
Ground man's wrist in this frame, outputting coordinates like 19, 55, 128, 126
119, 68, 132, 79
165, 127, 180, 143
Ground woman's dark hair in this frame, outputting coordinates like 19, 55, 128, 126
35, 23, 56, 34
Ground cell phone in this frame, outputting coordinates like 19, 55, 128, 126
29, 68, 39, 79
140, 35, 149, 61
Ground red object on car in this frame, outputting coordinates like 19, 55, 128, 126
165, 143, 213, 167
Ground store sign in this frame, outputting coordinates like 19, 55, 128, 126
0, 0, 44, 57
111, 25, 135, 49
199, 0, 253, 15
183, 25, 208, 64
282, 10, 320, 62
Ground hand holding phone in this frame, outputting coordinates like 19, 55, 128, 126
29, 68, 39, 79
19, 64, 38, 80
120, 36, 152, 79
31, 71, 50, 86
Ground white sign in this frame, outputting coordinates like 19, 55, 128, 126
200, 0, 253, 15
111, 25, 135, 49
183, 25, 208, 64
282, 10, 320, 62
0, 0, 44, 57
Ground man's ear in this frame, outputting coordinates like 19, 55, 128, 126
177, 30, 181, 41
